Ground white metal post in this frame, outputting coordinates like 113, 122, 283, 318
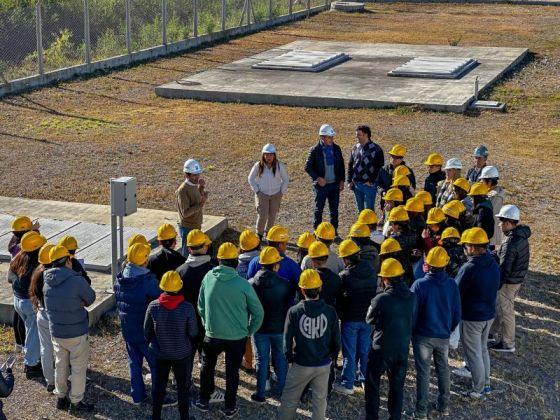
36, 0, 44, 75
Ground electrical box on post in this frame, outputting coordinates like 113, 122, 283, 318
110, 177, 137, 216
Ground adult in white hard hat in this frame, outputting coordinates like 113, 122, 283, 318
489, 204, 531, 353
466, 145, 489, 184
436, 158, 462, 208
247, 144, 289, 239
479, 166, 506, 248
304, 124, 346, 242
175, 159, 208, 256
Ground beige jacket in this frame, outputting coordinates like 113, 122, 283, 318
176, 182, 203, 229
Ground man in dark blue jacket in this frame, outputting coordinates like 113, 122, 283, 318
408, 247, 461, 419
455, 228, 500, 400
304, 124, 345, 239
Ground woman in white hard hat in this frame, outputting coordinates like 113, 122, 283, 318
248, 144, 289, 239
436, 158, 462, 208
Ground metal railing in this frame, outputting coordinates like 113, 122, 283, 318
0, 0, 329, 94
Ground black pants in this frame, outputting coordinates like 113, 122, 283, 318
13, 311, 25, 346
153, 356, 192, 420
364, 349, 408, 420
313, 182, 340, 231
199, 336, 246, 409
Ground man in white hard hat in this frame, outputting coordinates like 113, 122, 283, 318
304, 124, 346, 242
436, 158, 462, 208
479, 166, 506, 249
466, 145, 489, 184
176, 159, 208, 256
489, 205, 530, 353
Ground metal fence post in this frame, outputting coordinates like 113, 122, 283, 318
307, 0, 310, 16
36, 0, 44, 75
269, 0, 272, 20
289, 0, 292, 16
162, 0, 167, 45
125, 0, 132, 55
84, 0, 91, 65
221, 0, 226, 31
193, 0, 198, 38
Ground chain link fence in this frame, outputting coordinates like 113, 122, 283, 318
0, 0, 329, 86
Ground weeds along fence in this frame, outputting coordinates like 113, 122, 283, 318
0, 0, 329, 97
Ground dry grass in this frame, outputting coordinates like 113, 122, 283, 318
0, 3, 559, 419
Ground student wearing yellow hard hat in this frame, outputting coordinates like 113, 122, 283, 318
237, 230, 261, 279
407, 247, 461, 419
386, 206, 418, 286
423, 153, 446, 203
296, 232, 314, 266
57, 235, 92, 285
348, 223, 380, 274
469, 183, 495, 241
146, 223, 186, 281
194, 243, 264, 416
364, 258, 416, 420
376, 144, 416, 214
144, 271, 197, 420
303, 241, 343, 308
380, 187, 404, 237
247, 246, 291, 403
436, 158, 463, 208
278, 269, 341, 420
300, 222, 345, 275
405, 197, 427, 258
440, 227, 467, 278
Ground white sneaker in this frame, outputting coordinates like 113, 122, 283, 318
333, 383, 354, 395
452, 367, 472, 378
265, 379, 271, 392
209, 389, 225, 403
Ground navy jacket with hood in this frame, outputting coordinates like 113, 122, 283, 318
410, 270, 461, 339
114, 266, 161, 344
473, 199, 494, 241
43, 266, 96, 339
338, 259, 377, 322
250, 269, 293, 334
455, 253, 500, 322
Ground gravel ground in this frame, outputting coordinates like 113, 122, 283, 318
0, 3, 559, 419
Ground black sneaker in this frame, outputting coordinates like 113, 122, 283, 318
46, 384, 55, 393
192, 400, 209, 412
220, 406, 239, 417
162, 395, 178, 407
489, 342, 515, 353
24, 364, 43, 379
250, 393, 266, 404
430, 402, 450, 416
69, 400, 95, 413
56, 397, 69, 410
487, 334, 496, 345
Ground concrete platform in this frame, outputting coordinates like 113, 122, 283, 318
156, 41, 528, 113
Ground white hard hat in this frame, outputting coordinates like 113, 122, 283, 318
319, 124, 336, 137
262, 143, 276, 154
183, 159, 203, 174
443, 158, 462, 170
496, 204, 520, 221
480, 166, 499, 179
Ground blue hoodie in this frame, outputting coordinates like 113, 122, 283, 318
410, 270, 461, 339
455, 253, 500, 322
114, 264, 161, 344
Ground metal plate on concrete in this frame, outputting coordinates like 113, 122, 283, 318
388, 57, 478, 79
252, 50, 350, 72
48, 222, 112, 252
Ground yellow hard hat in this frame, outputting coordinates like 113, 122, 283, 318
259, 246, 283, 265
20, 231, 47, 253
442, 200, 466, 220
391, 174, 411, 188
426, 207, 446, 224
423, 153, 444, 166
49, 245, 71, 262
217, 242, 239, 259
160, 271, 183, 293
357, 209, 378, 225
298, 269, 323, 289
128, 243, 151, 266
459, 227, 489, 245
393, 165, 411, 177
266, 225, 289, 243
404, 197, 424, 213
388, 206, 409, 223
441, 227, 461, 240
58, 235, 78, 251
297, 232, 315, 249
338, 239, 360, 258
314, 222, 335, 241
415, 190, 433, 206
38, 244, 55, 265
388, 144, 407, 157
128, 234, 148, 248
468, 182, 489, 197
11, 215, 32, 232
349, 223, 371, 238
308, 241, 329, 259
379, 258, 405, 278
383, 188, 404, 203
452, 177, 471, 193
187, 229, 207, 247
157, 223, 177, 241
379, 238, 402, 256
239, 230, 260, 251
425, 246, 450, 268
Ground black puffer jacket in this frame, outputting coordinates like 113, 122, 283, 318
376, 162, 417, 194
304, 141, 345, 183
498, 225, 531, 285
338, 259, 377, 322
473, 199, 494, 240
250, 269, 293, 334
147, 247, 186, 281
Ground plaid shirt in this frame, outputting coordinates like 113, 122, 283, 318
347, 140, 384, 184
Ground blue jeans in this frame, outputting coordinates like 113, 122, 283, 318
126, 341, 156, 403
179, 225, 191, 257
340, 321, 372, 389
313, 182, 340, 232
253, 333, 287, 398
13, 296, 40, 366
353, 182, 376, 212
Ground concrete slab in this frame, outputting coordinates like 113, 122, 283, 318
156, 41, 528, 113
